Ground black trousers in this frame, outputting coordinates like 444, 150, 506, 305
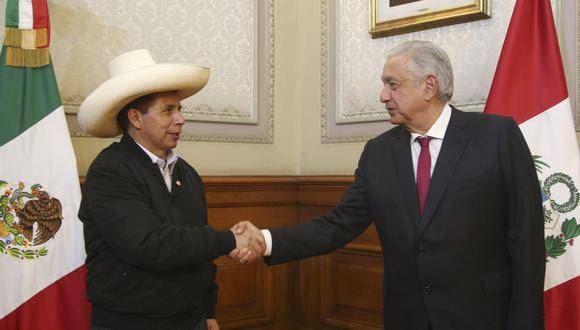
90, 318, 207, 330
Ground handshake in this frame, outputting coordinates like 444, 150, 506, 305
229, 221, 266, 264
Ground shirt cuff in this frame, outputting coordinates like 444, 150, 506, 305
261, 229, 272, 256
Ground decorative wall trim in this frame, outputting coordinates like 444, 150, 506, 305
321, 0, 379, 144
318, 0, 406, 144
320, 0, 519, 144
320, 101, 484, 144
182, 104, 255, 123
332, 1, 388, 126
335, 108, 388, 123
320, 0, 331, 143
265, 0, 276, 143
322, 134, 377, 144
456, 101, 486, 113
554, 0, 579, 131
64, 0, 275, 144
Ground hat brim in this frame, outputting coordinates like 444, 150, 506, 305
78, 63, 210, 138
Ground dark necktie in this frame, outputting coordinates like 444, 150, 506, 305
416, 136, 431, 216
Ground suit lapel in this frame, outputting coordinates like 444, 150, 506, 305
418, 108, 470, 236
392, 127, 421, 227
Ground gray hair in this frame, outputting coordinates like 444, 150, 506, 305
387, 40, 454, 102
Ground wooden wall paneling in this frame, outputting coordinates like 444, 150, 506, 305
297, 176, 385, 329
203, 176, 299, 208
204, 177, 300, 329
321, 249, 384, 329
215, 256, 273, 327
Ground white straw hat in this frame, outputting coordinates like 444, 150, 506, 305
78, 49, 210, 138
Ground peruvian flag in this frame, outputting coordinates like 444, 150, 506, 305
484, 0, 580, 329
0, 0, 90, 329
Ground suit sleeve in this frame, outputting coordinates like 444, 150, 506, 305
204, 277, 218, 319
80, 160, 236, 271
500, 118, 545, 329
266, 143, 374, 265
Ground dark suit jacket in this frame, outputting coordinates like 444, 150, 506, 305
267, 108, 545, 330
79, 136, 235, 329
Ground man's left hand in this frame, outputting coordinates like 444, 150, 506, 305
207, 318, 219, 330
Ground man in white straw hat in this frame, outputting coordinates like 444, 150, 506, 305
77, 49, 265, 330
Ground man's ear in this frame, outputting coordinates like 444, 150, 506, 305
423, 75, 438, 101
127, 108, 143, 130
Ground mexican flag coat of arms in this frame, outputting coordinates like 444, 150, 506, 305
0, 0, 90, 328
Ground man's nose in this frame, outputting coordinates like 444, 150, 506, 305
174, 111, 185, 125
380, 87, 390, 103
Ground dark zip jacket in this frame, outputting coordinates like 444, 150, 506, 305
79, 135, 235, 329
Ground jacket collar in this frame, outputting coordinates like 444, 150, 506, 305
119, 135, 159, 167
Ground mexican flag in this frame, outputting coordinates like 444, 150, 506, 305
484, 0, 580, 329
0, 0, 90, 329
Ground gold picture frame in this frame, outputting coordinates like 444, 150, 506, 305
369, 0, 491, 38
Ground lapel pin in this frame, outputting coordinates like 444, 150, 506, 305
176, 180, 182, 187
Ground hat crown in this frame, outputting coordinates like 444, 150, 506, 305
108, 49, 155, 77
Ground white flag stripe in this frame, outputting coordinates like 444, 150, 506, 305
520, 99, 580, 181
17, 0, 33, 29
0, 106, 85, 318
519, 98, 580, 290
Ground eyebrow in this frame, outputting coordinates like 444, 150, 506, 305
382, 76, 396, 83
162, 104, 181, 110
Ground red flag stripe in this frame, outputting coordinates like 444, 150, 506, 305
544, 276, 580, 330
32, 0, 50, 46
484, 0, 567, 124
0, 266, 91, 330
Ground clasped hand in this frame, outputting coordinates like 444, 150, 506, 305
229, 221, 265, 264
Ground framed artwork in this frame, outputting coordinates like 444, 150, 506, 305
369, 0, 491, 38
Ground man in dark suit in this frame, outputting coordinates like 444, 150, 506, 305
78, 49, 264, 330
233, 40, 545, 329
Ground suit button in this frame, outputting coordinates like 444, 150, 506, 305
417, 245, 425, 255
423, 286, 431, 295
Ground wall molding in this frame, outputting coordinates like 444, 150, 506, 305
320, 0, 528, 143
63, 0, 275, 144
320, 0, 380, 144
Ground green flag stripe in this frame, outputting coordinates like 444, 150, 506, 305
5, 0, 19, 28
0, 46, 62, 146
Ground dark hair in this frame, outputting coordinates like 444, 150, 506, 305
116, 94, 155, 133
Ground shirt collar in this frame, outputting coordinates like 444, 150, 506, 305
410, 104, 452, 144
134, 140, 178, 169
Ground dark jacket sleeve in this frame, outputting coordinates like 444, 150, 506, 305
204, 280, 218, 319
266, 143, 373, 265
81, 158, 236, 271
499, 118, 545, 329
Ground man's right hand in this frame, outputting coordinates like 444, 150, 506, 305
229, 221, 265, 264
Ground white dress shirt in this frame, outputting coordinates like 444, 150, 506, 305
409, 104, 452, 181
135, 141, 178, 192
261, 105, 453, 257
